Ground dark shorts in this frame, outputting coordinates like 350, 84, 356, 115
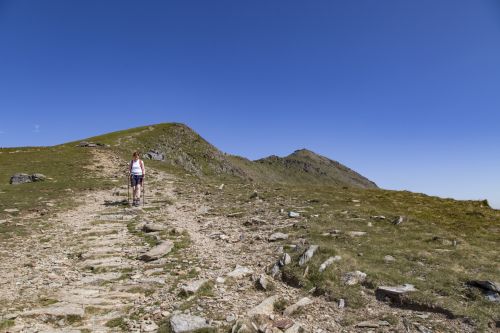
130, 175, 143, 187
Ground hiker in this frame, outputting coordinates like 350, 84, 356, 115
129, 151, 145, 206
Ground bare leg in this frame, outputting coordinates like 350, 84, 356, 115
136, 184, 142, 200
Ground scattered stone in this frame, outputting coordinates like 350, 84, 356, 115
288, 211, 300, 218
141, 320, 159, 332
372, 215, 386, 220
256, 274, 271, 291
139, 240, 174, 261
144, 150, 164, 161
283, 297, 313, 316
180, 279, 209, 295
226, 314, 237, 323
248, 295, 279, 317
245, 217, 266, 226
299, 245, 319, 266
170, 314, 211, 333
338, 299, 345, 309
273, 318, 294, 330
376, 284, 417, 302
78, 141, 99, 147
142, 222, 168, 232
216, 277, 226, 284
347, 231, 367, 237
227, 265, 253, 279
249, 191, 259, 199
4, 209, 19, 213
342, 271, 367, 286
227, 212, 245, 218
393, 216, 406, 225
318, 256, 341, 272
384, 255, 396, 263
269, 232, 289, 242
218, 184, 225, 190
284, 323, 305, 333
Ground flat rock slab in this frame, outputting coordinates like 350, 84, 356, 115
283, 297, 313, 316
376, 284, 417, 302
227, 265, 253, 279
180, 279, 208, 295
347, 231, 367, 237
248, 295, 279, 317
268, 232, 289, 242
139, 240, 174, 261
170, 314, 212, 333
24, 303, 84, 317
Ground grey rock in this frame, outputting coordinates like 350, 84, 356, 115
299, 245, 319, 266
468, 280, 500, 302
376, 284, 417, 302
23, 303, 84, 317
356, 320, 390, 328
248, 295, 278, 317
4, 209, 19, 213
139, 240, 174, 261
288, 211, 300, 218
283, 297, 313, 316
347, 231, 367, 237
10, 173, 31, 184
31, 173, 46, 181
338, 299, 345, 309
268, 232, 289, 242
227, 265, 253, 279
393, 216, 406, 225
170, 314, 211, 333
245, 217, 266, 226
319, 256, 341, 272
142, 222, 168, 233
342, 271, 367, 286
180, 279, 208, 295
284, 323, 305, 333
256, 274, 273, 291
384, 255, 396, 263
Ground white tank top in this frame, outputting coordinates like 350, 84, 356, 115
131, 160, 143, 175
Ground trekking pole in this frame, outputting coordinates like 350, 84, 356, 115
127, 172, 130, 205
142, 177, 146, 207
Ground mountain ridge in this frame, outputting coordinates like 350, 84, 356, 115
88, 123, 377, 189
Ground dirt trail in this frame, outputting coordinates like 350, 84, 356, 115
0, 149, 470, 333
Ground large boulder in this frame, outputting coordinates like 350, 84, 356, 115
10, 173, 46, 184
170, 314, 212, 333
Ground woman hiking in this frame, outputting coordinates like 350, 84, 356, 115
129, 151, 145, 206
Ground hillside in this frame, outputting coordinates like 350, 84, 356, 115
0, 123, 498, 332
86, 123, 377, 189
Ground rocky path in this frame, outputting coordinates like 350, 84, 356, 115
0, 152, 471, 332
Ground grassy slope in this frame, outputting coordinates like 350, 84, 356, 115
201, 179, 499, 328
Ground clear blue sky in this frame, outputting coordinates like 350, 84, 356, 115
1, 0, 499, 208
